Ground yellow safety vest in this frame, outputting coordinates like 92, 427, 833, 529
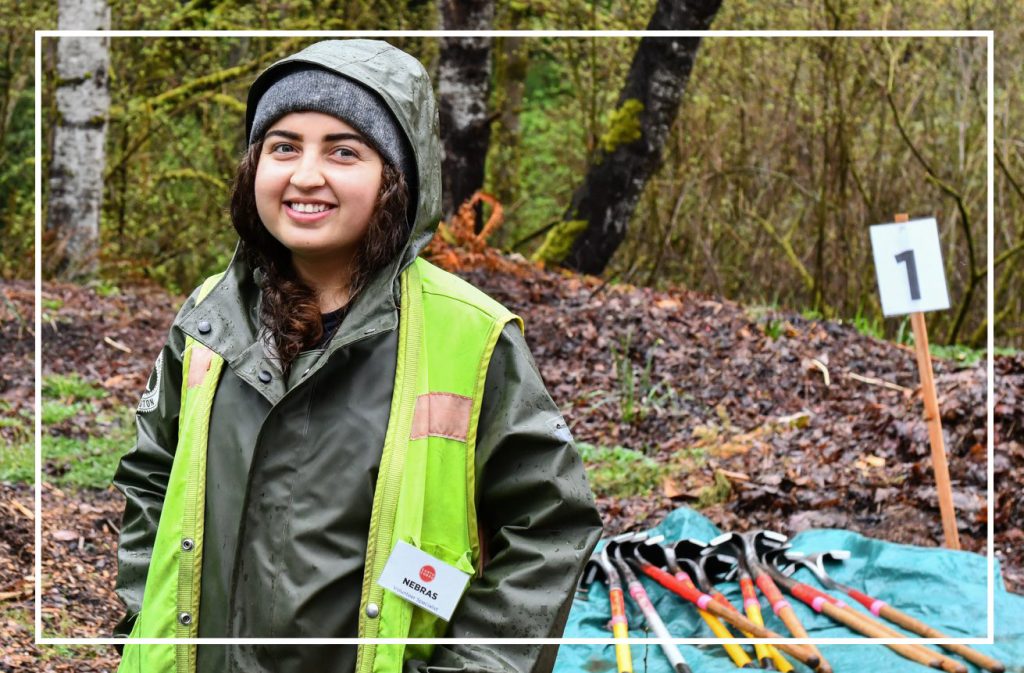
118, 258, 521, 673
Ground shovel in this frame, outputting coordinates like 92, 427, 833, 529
579, 548, 634, 673
785, 550, 1005, 673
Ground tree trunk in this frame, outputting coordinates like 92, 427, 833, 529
559, 0, 722, 275
488, 33, 527, 247
437, 0, 494, 231
46, 0, 110, 280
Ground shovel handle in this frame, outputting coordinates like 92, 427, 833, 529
709, 591, 791, 671
879, 603, 1005, 673
740, 577, 775, 667
638, 564, 821, 669
756, 572, 830, 672
817, 600, 968, 673
608, 587, 633, 673
698, 608, 754, 669
675, 576, 752, 669
845, 590, 1005, 673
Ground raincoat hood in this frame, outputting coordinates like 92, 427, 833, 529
245, 38, 442, 273
173, 41, 446, 396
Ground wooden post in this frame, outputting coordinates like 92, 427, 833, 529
895, 212, 961, 550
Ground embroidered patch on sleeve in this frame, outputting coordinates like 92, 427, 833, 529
137, 350, 163, 413
410, 392, 472, 442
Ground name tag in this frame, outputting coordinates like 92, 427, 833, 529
376, 540, 471, 621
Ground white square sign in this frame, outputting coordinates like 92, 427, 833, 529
869, 217, 950, 317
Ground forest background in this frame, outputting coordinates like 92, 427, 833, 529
1, 0, 1023, 668
1, 0, 1020, 351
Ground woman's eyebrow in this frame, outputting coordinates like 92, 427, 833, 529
264, 129, 368, 145
323, 132, 368, 144
265, 129, 300, 140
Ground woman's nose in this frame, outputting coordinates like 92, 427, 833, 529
289, 156, 326, 190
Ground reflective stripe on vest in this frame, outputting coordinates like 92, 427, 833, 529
119, 258, 520, 673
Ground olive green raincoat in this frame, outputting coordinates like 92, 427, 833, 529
113, 39, 603, 673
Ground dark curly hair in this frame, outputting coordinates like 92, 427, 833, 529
230, 140, 410, 373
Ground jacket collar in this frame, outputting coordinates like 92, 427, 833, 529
178, 245, 401, 405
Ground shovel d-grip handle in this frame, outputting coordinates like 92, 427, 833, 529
788, 582, 968, 673
636, 563, 821, 670
842, 588, 1005, 673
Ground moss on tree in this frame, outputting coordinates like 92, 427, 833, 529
532, 219, 588, 265
599, 98, 644, 154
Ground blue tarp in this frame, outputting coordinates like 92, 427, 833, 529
555, 507, 1023, 673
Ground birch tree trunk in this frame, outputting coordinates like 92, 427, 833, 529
438, 0, 494, 230
46, 0, 110, 280
557, 0, 722, 275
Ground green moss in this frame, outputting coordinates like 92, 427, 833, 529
0, 440, 33, 483
599, 98, 644, 154
42, 409, 134, 489
578, 442, 668, 499
532, 219, 588, 265
42, 374, 106, 402
696, 470, 734, 509
42, 400, 82, 425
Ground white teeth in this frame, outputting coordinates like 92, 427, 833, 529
289, 202, 330, 213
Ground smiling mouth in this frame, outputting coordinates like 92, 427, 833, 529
286, 201, 336, 214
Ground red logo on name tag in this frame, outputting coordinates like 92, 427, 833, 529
419, 565, 436, 583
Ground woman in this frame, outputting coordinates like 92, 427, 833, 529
113, 39, 602, 673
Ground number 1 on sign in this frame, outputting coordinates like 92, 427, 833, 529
869, 218, 949, 316
894, 250, 921, 300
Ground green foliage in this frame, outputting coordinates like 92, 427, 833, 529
9, 0, 1014, 347
848, 311, 885, 341
746, 306, 788, 341
595, 329, 676, 424
599, 99, 644, 154
577, 442, 668, 499
611, 19, 1010, 348
612, 329, 648, 423
93, 279, 121, 298
929, 344, 1021, 368
0, 0, 54, 279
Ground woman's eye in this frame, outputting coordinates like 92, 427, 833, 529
332, 146, 358, 159
270, 143, 297, 154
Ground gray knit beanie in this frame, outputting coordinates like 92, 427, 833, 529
249, 67, 414, 184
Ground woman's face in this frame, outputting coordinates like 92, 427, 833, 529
255, 111, 383, 265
